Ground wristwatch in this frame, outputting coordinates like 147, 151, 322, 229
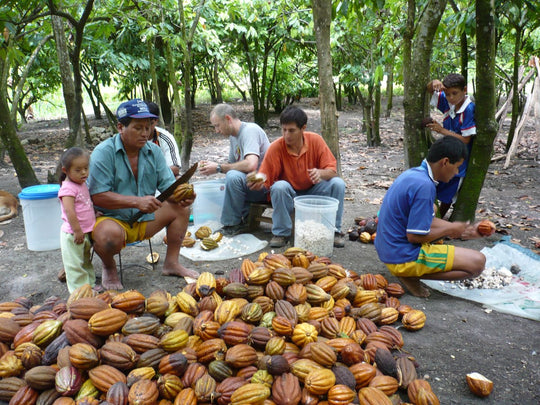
216, 164, 222, 173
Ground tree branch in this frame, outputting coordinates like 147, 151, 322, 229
10, 34, 54, 121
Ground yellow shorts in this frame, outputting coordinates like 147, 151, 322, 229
93, 217, 148, 247
385, 243, 455, 278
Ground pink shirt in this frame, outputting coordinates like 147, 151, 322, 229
59, 180, 96, 234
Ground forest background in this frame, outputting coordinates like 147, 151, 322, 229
1, 0, 539, 223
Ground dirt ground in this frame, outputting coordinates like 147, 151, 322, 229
0, 99, 539, 404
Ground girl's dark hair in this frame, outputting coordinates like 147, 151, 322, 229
427, 136, 468, 164
59, 147, 89, 183
280, 106, 308, 128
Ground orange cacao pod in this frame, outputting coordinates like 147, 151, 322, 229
128, 379, 159, 404
111, 290, 146, 314
402, 310, 426, 331
271, 373, 301, 405
477, 219, 496, 236
215, 377, 247, 405
357, 386, 392, 405
327, 384, 356, 405
304, 368, 335, 395
173, 387, 197, 405
68, 343, 100, 370
225, 344, 258, 368
67, 297, 109, 320
349, 362, 377, 389
88, 364, 127, 392
87, 308, 128, 336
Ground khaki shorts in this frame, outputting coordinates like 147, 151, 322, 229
385, 243, 455, 278
93, 216, 148, 247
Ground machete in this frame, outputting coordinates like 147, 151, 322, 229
129, 162, 198, 226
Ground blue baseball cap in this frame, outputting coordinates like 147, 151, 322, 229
116, 99, 157, 120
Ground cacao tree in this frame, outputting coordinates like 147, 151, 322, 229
451, 0, 498, 221
402, 0, 448, 168
0, 2, 47, 186
48, 0, 95, 149
313, 0, 340, 171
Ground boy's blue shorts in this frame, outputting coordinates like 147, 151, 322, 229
436, 176, 462, 204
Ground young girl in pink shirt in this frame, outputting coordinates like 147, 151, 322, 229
58, 147, 97, 292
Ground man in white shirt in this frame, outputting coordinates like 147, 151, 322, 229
199, 104, 270, 235
146, 102, 181, 177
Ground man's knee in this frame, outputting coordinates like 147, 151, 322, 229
93, 233, 123, 255
93, 221, 124, 251
471, 252, 486, 276
271, 180, 293, 195
328, 177, 346, 193
225, 170, 245, 186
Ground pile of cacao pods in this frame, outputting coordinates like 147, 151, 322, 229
348, 217, 378, 244
0, 247, 439, 405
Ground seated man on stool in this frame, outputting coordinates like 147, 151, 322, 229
199, 103, 270, 235
248, 106, 346, 248
88, 99, 199, 290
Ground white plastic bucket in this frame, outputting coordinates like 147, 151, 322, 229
18, 184, 63, 251
192, 180, 226, 228
294, 195, 338, 257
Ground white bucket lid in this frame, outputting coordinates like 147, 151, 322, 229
193, 179, 226, 191
18, 184, 60, 200
294, 195, 339, 210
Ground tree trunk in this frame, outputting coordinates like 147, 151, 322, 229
506, 28, 522, 151
51, 15, 81, 148
241, 33, 270, 127
10, 35, 53, 123
85, 79, 116, 131
403, 0, 447, 168
335, 81, 342, 111
50, 0, 93, 150
213, 58, 223, 104
147, 39, 164, 125
177, 0, 206, 170
449, 0, 468, 82
373, 80, 381, 145
220, 61, 247, 101
0, 97, 39, 187
155, 36, 172, 125
451, 0, 497, 222
460, 32, 468, 83
312, 0, 340, 172
385, 59, 394, 118
181, 43, 195, 171
164, 39, 184, 166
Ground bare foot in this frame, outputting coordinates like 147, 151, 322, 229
398, 277, 431, 298
92, 284, 104, 293
101, 266, 123, 290
162, 262, 199, 279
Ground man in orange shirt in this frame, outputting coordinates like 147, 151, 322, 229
249, 106, 345, 248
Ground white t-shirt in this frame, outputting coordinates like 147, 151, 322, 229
151, 126, 181, 169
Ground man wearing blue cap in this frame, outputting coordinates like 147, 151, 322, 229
88, 99, 199, 290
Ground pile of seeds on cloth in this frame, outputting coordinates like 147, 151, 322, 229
451, 266, 516, 289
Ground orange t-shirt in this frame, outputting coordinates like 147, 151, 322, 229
259, 131, 337, 191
